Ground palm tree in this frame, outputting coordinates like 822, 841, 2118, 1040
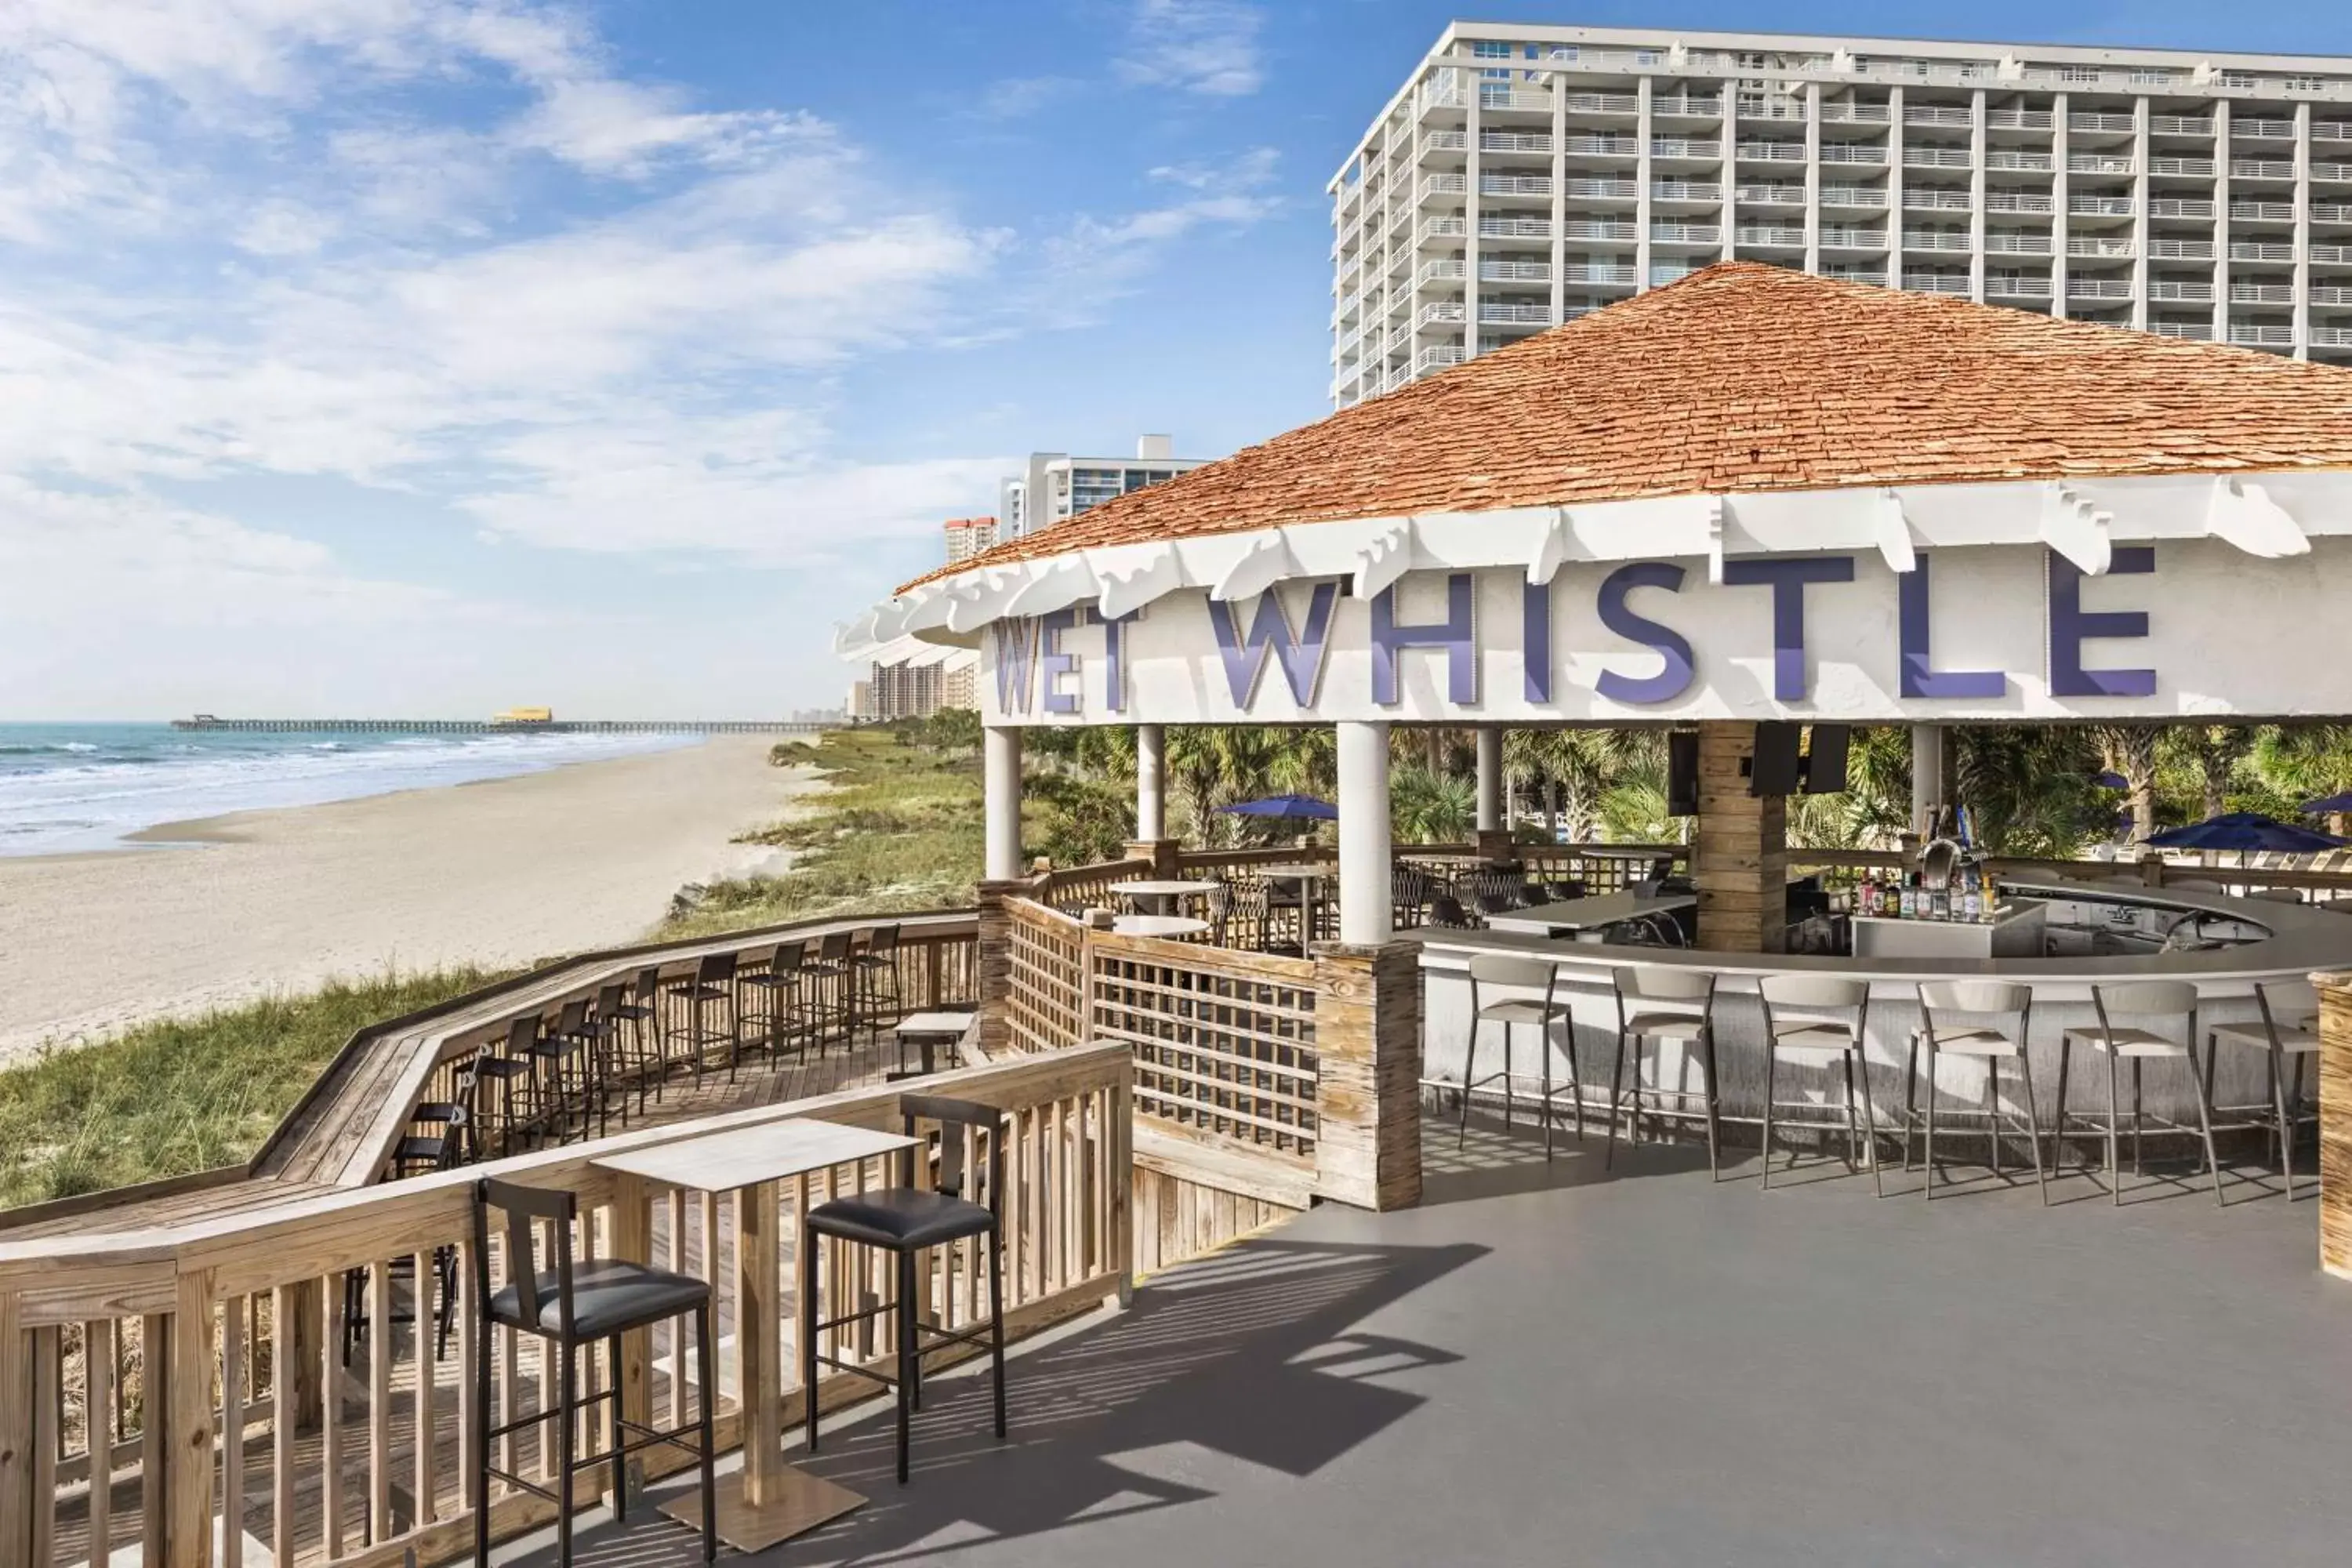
1390, 764, 1476, 843
1952, 727, 2107, 856
2093, 724, 2161, 842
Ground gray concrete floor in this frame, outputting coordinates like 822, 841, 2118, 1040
514, 1114, 2352, 1567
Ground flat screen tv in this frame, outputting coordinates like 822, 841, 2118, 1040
1666, 730, 1699, 816
1749, 722, 1804, 797
1802, 725, 1852, 795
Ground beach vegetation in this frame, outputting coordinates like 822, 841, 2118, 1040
0, 967, 505, 1210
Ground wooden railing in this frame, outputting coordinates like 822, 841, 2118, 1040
1001, 898, 1323, 1191
1036, 858, 1152, 915
0, 1044, 1131, 1568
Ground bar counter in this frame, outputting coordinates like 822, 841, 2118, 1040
1419, 879, 2352, 1131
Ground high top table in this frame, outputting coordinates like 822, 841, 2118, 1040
595, 1118, 919, 1551
1108, 879, 1221, 916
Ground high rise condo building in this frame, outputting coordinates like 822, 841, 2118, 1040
1329, 23, 2352, 406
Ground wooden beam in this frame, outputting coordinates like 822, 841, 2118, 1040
165, 1273, 219, 1568
1311, 940, 1425, 1210
1693, 722, 1788, 954
2321, 971, 2352, 1281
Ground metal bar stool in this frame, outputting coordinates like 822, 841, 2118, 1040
1757, 975, 1878, 1195
804, 930, 856, 1050
852, 925, 906, 1030
802, 1094, 1008, 1484
1458, 953, 1579, 1156
535, 999, 596, 1141
739, 940, 811, 1063
599, 971, 663, 1112
667, 952, 742, 1083
2056, 980, 2221, 1205
473, 1018, 539, 1156
1907, 980, 2048, 1204
1609, 965, 1719, 1176
2206, 977, 2323, 1200
472, 1178, 717, 1566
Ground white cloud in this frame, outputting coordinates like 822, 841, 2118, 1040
1040, 147, 1281, 314
1118, 0, 1265, 97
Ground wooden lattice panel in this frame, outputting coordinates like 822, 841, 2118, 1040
1088, 946, 1320, 1160
1005, 900, 1087, 1055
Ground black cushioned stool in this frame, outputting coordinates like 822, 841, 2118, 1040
800, 1094, 1008, 1483
472, 1177, 719, 1566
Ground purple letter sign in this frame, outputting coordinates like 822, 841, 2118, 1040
1038, 608, 1082, 715
1211, 583, 1340, 708
1595, 562, 1696, 705
1371, 573, 1477, 706
1721, 554, 1855, 701
1898, 553, 2006, 699
2048, 546, 2156, 699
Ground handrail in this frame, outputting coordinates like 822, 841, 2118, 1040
0, 1044, 1132, 1568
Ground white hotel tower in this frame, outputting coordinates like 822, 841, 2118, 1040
1328, 24, 2352, 406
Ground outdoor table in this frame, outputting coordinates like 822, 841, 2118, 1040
1257, 864, 1335, 946
1481, 890, 1696, 941
1108, 878, 1221, 916
593, 1118, 920, 1551
1112, 913, 1211, 939
891, 1009, 973, 1073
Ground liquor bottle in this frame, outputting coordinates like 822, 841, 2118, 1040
1900, 878, 1917, 919
1860, 875, 1878, 916
1980, 868, 1998, 922
1961, 866, 1981, 924
1930, 884, 1950, 921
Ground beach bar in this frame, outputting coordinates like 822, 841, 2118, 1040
848, 262, 2352, 1243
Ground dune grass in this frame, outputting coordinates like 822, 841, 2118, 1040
0, 967, 503, 1210
662, 723, 985, 938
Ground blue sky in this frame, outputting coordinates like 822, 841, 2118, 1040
3, 1, 2347, 717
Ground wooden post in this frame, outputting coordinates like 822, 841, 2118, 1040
738, 1181, 782, 1505
281, 1279, 324, 1432
1693, 722, 1787, 953
140, 1312, 172, 1562
1122, 839, 1182, 878
2320, 971, 2352, 1281
1310, 940, 1424, 1210
974, 879, 1029, 1059
0, 1294, 29, 1566
165, 1273, 219, 1568
610, 1177, 653, 1505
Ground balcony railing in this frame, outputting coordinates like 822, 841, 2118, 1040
1414, 343, 1468, 373
1903, 230, 1973, 252
1479, 260, 1554, 281
2153, 321, 2216, 340
1563, 91, 1639, 114
1418, 216, 1467, 240
2149, 157, 2216, 177
2315, 204, 2352, 223
2231, 282, 2295, 304
1651, 180, 1723, 202
2312, 325, 2352, 347
1652, 95, 1723, 118
1905, 147, 1974, 169
1421, 129, 1468, 152
1735, 183, 1805, 205
1735, 140, 1806, 162
2150, 280, 2216, 302
2067, 236, 2136, 259
2319, 122, 2352, 144
1819, 227, 1887, 249
1823, 265, 1889, 285
2317, 163, 2352, 183
1907, 104, 1976, 128
1417, 173, 1467, 199
1985, 191, 2055, 214
2231, 241, 2296, 263
2233, 118, 2297, 140
1819, 102, 1892, 125
1415, 259, 1466, 285
1416, 300, 1465, 327
2069, 111, 2138, 134
2314, 244, 2352, 264
1650, 138, 1722, 160
1984, 232, 2053, 255
2067, 154, 2136, 176
1564, 177, 1639, 200
2068, 278, 2133, 298
1734, 225, 1806, 248
1900, 273, 1972, 294
1987, 108, 2056, 131
2070, 196, 2135, 218
2312, 285, 2352, 304
2149, 114, 2213, 137
2230, 323, 2296, 347
1479, 130, 1552, 154
1819, 143, 1889, 165
1987, 274, 2053, 298
1820, 184, 1888, 208
2150, 198, 2216, 220
1480, 215, 1555, 239
1479, 301, 1556, 325
1480, 173, 1553, 197
1651, 222, 1723, 244
2230, 158, 2294, 180
1563, 263, 1639, 285
1562, 135, 1638, 158
1904, 189, 1973, 212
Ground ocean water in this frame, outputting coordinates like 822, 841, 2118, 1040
0, 724, 701, 857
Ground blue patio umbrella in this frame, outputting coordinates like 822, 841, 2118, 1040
2143, 812, 2350, 853
2299, 791, 2352, 815
1215, 794, 1339, 822
2092, 771, 2129, 789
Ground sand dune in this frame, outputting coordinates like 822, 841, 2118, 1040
0, 736, 811, 1065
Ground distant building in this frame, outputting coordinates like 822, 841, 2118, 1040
942, 659, 978, 712
846, 679, 873, 720
943, 516, 1000, 563
492, 706, 554, 727
999, 435, 1207, 539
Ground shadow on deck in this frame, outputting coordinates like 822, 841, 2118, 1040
503, 1105, 2350, 1568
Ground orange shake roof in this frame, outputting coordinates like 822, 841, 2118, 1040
900, 262, 2352, 594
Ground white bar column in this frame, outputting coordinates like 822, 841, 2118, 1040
1911, 723, 1946, 837
1135, 723, 1167, 840
1337, 721, 1393, 944
985, 724, 1023, 880
1475, 726, 1504, 833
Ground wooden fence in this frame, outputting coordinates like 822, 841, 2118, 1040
0, 1044, 1130, 1568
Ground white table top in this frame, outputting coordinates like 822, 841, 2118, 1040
594, 1118, 916, 1193
1109, 879, 1221, 898
1257, 864, 1334, 880
894, 1010, 974, 1036
1483, 890, 1696, 935
1112, 913, 1211, 938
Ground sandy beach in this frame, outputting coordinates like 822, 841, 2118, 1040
0, 736, 814, 1065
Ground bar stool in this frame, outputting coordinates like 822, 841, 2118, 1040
1907, 980, 2048, 1203
1607, 966, 1717, 1175
472, 1178, 717, 1566
738, 940, 810, 1062
802, 1094, 1008, 1484
1460, 953, 1579, 1157
474, 1018, 539, 1155
853, 925, 906, 1029
535, 999, 596, 1139
667, 953, 741, 1083
1757, 976, 1878, 1196
804, 931, 856, 1050
599, 970, 663, 1109
2056, 980, 2221, 1205
2207, 978, 2323, 1200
